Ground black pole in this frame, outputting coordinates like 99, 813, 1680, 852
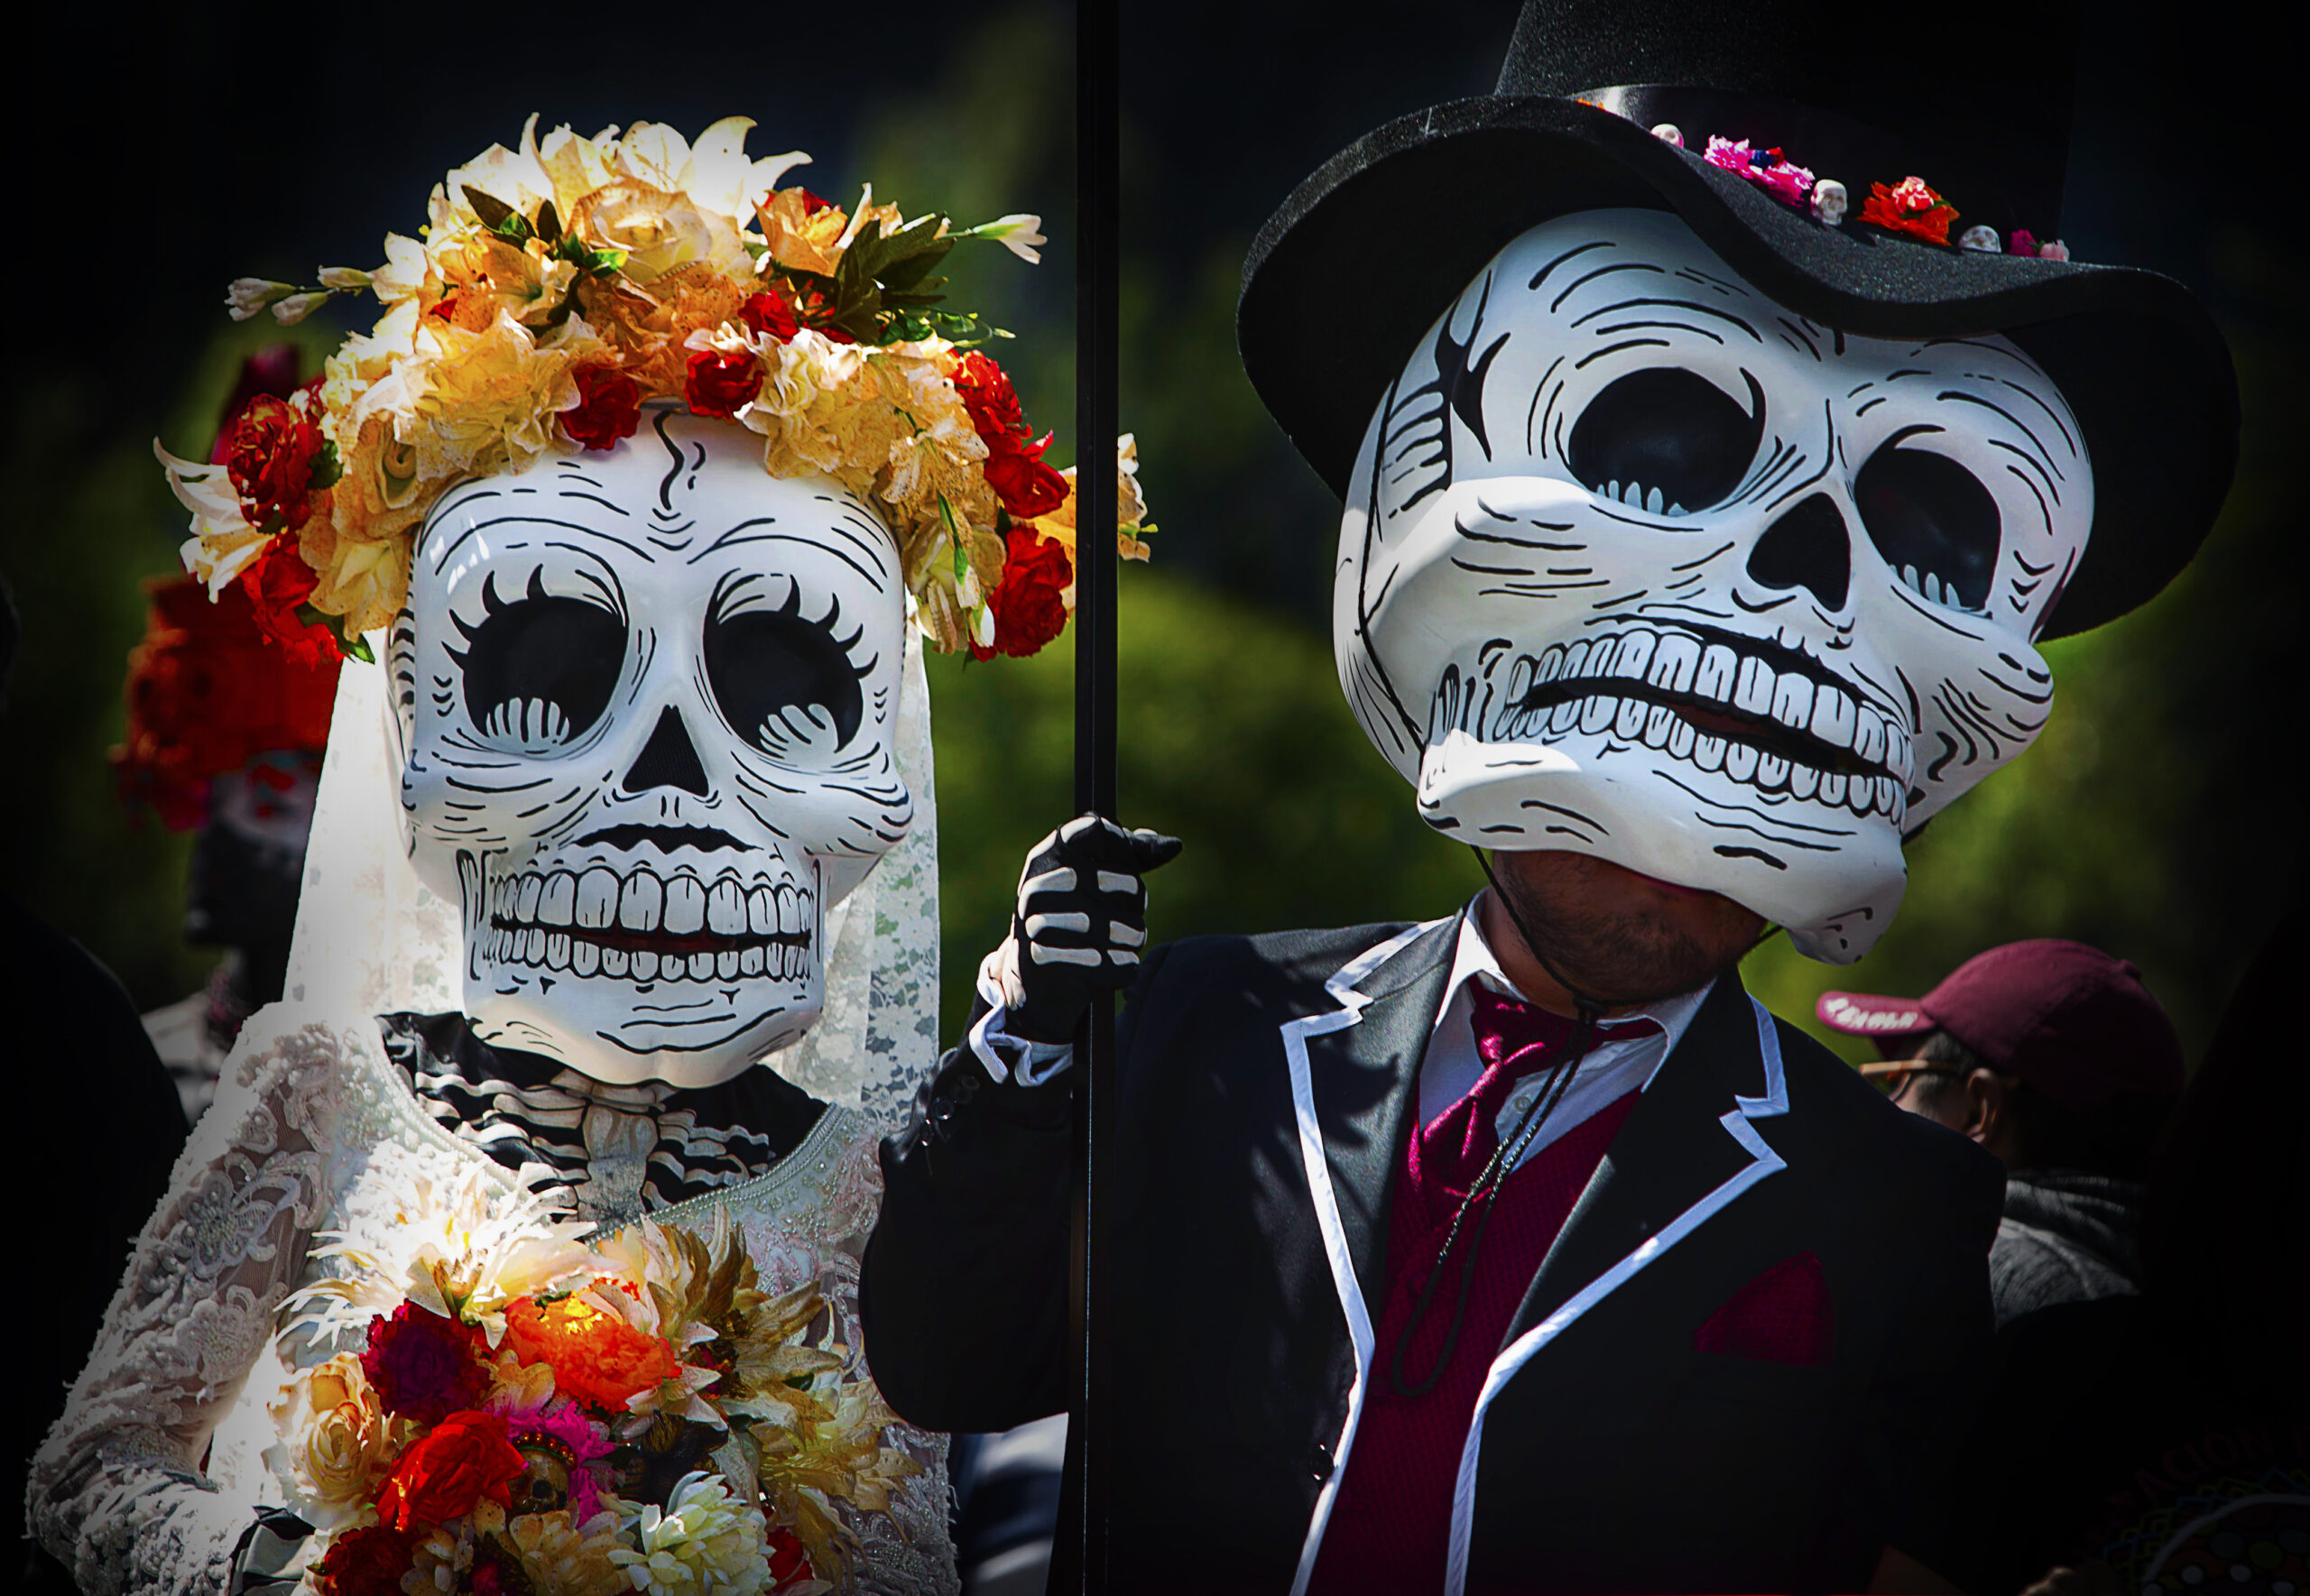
1059, 0, 1120, 1591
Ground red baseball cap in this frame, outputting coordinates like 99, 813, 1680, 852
1817, 939, 2185, 1113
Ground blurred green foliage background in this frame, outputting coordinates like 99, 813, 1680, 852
3, 1, 2296, 1082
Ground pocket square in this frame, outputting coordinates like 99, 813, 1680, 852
1693, 1250, 1834, 1366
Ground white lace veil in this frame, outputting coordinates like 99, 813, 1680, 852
285, 627, 941, 1136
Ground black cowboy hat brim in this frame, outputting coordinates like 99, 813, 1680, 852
1238, 96, 2238, 639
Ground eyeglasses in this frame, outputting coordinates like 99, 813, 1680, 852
1866, 1065, 1965, 1099
1858, 1063, 2020, 1099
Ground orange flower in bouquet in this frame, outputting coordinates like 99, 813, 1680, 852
503, 1287, 679, 1412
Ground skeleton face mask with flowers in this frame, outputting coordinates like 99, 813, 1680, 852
395, 410, 911, 1084
1337, 209, 2092, 960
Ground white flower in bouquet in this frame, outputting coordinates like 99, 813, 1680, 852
609, 1471, 774, 1594
290, 1144, 596, 1345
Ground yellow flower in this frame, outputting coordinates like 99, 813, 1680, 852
535, 123, 622, 231
405, 309, 604, 484
508, 1506, 631, 1596
1026, 434, 1154, 570
432, 232, 578, 327
262, 1353, 404, 1531
297, 512, 411, 639
879, 350, 996, 540
755, 335, 904, 499
758, 187, 851, 277
569, 180, 752, 286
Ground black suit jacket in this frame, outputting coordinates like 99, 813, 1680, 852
864, 921, 2003, 1593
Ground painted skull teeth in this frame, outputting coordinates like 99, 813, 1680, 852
1429, 622, 1914, 822
485, 867, 816, 983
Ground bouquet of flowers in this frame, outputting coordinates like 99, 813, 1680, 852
267, 1153, 916, 1594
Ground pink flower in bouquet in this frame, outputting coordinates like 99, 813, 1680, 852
361, 1303, 489, 1425
491, 1388, 613, 1525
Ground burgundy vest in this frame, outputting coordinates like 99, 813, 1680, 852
1307, 1084, 1641, 1590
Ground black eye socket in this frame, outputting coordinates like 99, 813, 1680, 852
705, 593, 866, 757
1566, 367, 1764, 516
1853, 435, 2001, 612
454, 571, 625, 748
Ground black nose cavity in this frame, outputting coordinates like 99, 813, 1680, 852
623, 706, 711, 797
1748, 494, 1852, 611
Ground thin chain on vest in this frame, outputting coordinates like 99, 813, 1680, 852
1388, 852, 1609, 1397
1387, 851, 1786, 1394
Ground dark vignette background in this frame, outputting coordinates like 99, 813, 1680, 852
4, 1, 2297, 1082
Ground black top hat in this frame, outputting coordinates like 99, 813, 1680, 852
1238, 0, 2237, 637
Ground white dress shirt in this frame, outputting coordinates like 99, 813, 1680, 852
968, 898, 1714, 1143
1419, 899, 1712, 1171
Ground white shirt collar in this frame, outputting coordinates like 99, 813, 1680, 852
1439, 896, 1714, 1053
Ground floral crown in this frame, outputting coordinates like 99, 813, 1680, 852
160, 116, 1149, 664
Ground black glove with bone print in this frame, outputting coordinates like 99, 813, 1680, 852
984, 814, 1183, 1047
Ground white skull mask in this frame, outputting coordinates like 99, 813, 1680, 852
1338, 209, 2092, 962
395, 411, 913, 1084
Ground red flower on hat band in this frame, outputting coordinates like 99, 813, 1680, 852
1861, 176, 1961, 244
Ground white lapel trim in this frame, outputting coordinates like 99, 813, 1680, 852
1442, 995, 1790, 1596
1282, 918, 1446, 1596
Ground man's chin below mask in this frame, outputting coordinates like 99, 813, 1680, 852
1421, 747, 1908, 966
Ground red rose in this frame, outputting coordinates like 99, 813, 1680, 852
797, 189, 833, 215
313, 1524, 416, 1596
564, 364, 643, 451
740, 291, 799, 343
226, 395, 324, 529
953, 351, 1025, 444
973, 528, 1074, 661
208, 346, 306, 465
361, 1303, 489, 1425
373, 1410, 526, 1531
982, 435, 1070, 521
237, 542, 340, 668
685, 347, 763, 418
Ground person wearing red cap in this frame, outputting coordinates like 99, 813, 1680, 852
1818, 939, 2185, 1328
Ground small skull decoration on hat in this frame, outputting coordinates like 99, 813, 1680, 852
1336, 209, 2090, 960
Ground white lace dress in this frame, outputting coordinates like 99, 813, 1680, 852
25, 1002, 958, 1596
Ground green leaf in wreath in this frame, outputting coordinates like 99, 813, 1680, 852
462, 186, 514, 231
